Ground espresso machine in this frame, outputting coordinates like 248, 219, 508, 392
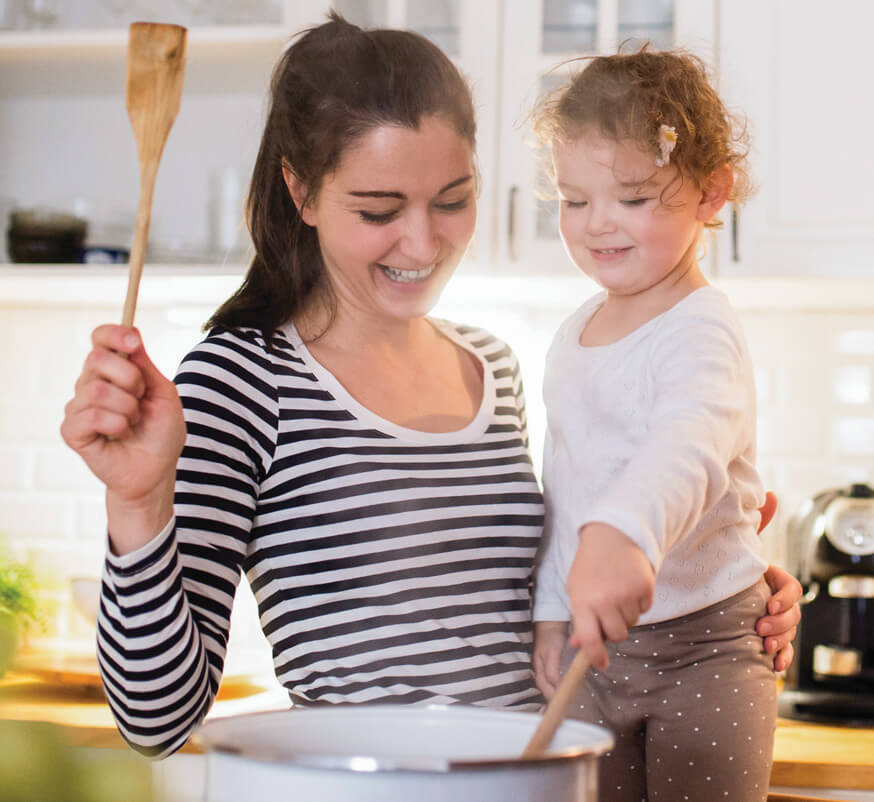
779, 482, 874, 724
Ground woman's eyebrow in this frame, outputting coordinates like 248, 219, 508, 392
347, 174, 473, 199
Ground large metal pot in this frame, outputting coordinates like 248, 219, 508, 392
195, 705, 612, 802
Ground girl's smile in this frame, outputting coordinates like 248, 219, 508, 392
552, 132, 717, 302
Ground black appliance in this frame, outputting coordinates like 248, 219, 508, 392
779, 482, 874, 724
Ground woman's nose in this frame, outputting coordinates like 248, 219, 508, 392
400, 212, 440, 265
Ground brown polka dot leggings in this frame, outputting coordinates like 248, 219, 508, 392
560, 579, 777, 802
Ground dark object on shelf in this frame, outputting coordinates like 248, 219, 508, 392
7, 208, 88, 263
779, 482, 874, 725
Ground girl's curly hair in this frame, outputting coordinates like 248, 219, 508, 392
533, 45, 754, 227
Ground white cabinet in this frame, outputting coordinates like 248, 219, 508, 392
715, 0, 874, 277
2, 1, 868, 276
494, 0, 717, 274
0, 0, 501, 268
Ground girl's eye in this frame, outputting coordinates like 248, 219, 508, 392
563, 200, 587, 209
621, 198, 650, 207
358, 210, 398, 224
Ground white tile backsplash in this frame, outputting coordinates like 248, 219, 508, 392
834, 364, 873, 405
2, 274, 874, 648
837, 328, 874, 355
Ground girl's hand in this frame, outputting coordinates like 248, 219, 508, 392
60, 325, 186, 553
567, 523, 654, 670
757, 564, 802, 672
533, 621, 569, 700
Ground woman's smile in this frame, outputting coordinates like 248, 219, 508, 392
379, 263, 437, 283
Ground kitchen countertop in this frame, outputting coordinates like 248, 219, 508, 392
4, 266, 874, 313
0, 670, 291, 751
1, 672, 873, 794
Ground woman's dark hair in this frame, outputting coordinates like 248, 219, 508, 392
206, 12, 477, 340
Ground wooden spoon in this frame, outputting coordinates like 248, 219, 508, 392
121, 22, 187, 327
522, 650, 590, 758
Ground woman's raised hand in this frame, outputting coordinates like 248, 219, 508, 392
61, 325, 185, 553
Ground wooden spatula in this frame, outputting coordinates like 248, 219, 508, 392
121, 22, 187, 327
522, 650, 590, 758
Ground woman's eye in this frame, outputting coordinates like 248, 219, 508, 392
358, 210, 398, 224
436, 198, 469, 213
621, 198, 650, 207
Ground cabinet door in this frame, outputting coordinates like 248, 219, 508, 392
716, 0, 874, 276
288, 0, 501, 270
495, 0, 716, 274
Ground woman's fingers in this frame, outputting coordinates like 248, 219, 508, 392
773, 642, 795, 673
62, 401, 135, 447
757, 566, 801, 671
73, 376, 142, 423
758, 606, 800, 649
757, 491, 778, 534
762, 564, 803, 615
78, 345, 146, 399
91, 323, 144, 355
534, 649, 560, 700
763, 623, 797, 657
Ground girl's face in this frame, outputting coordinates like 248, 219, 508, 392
552, 132, 716, 297
289, 115, 477, 326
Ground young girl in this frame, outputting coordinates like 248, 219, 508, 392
532, 49, 777, 800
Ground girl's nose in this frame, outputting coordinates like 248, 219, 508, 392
585, 203, 616, 236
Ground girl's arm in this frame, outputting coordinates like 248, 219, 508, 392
566, 310, 768, 665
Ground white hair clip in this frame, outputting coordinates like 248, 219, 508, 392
655, 124, 678, 167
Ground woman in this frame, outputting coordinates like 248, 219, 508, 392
61, 14, 800, 758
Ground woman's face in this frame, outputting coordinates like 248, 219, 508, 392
294, 115, 477, 326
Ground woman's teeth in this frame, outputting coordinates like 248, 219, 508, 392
380, 265, 435, 283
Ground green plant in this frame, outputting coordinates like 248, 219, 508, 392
0, 553, 42, 677
0, 559, 40, 624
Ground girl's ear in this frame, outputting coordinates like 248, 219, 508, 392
281, 161, 317, 226
697, 163, 734, 223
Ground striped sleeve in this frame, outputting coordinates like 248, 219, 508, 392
96, 328, 280, 757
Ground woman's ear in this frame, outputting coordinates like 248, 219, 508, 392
281, 161, 317, 226
697, 163, 734, 223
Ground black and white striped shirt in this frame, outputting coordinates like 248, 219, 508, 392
97, 320, 545, 757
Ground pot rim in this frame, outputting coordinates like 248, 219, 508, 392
195, 704, 614, 774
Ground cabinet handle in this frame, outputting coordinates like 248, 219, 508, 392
731, 204, 739, 263
508, 185, 518, 261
